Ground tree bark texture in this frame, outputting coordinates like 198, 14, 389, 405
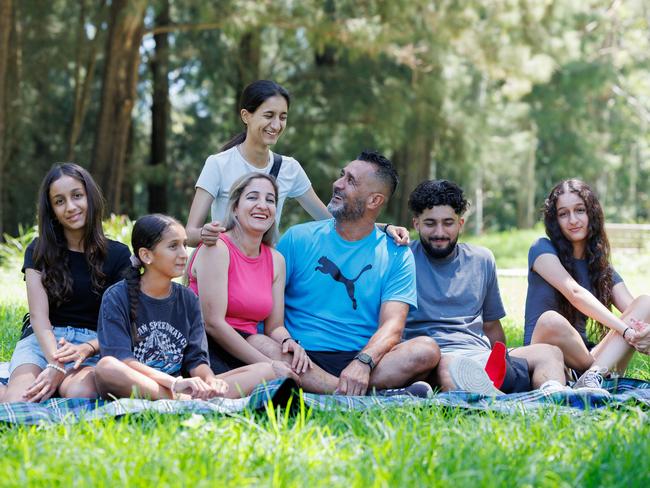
148, 0, 170, 214
91, 0, 146, 213
0, 0, 14, 238
232, 31, 260, 120
66, 0, 105, 161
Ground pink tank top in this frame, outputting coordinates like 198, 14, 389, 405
188, 234, 274, 335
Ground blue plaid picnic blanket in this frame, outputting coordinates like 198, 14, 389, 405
1, 376, 649, 425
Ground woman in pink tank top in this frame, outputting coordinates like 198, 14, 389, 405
188, 173, 312, 378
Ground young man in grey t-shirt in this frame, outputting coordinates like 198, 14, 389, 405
404, 180, 567, 394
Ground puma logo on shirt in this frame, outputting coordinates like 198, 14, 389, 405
315, 256, 372, 310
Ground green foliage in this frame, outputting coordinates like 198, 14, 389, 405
102, 214, 134, 247
0, 224, 37, 269
0, 402, 648, 486
3, 1, 650, 234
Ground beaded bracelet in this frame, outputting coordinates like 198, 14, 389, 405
46, 363, 66, 374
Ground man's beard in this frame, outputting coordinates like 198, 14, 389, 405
327, 193, 365, 222
420, 235, 458, 259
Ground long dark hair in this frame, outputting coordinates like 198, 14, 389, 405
34, 163, 107, 306
125, 214, 181, 342
543, 178, 613, 340
221, 80, 290, 151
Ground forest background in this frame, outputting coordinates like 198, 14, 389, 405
0, 0, 649, 238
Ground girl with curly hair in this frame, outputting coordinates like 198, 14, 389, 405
3, 163, 130, 402
524, 179, 650, 390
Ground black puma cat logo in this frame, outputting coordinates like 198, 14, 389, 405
315, 256, 372, 310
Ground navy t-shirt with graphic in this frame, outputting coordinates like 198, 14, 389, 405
277, 219, 417, 352
523, 237, 623, 346
98, 280, 209, 375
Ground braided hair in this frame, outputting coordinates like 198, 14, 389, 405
126, 214, 181, 342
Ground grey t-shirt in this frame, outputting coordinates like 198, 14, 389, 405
404, 241, 506, 356
98, 280, 209, 375
523, 237, 623, 346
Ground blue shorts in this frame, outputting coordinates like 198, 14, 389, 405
8, 326, 100, 375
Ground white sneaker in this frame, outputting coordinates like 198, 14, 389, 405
539, 380, 571, 394
448, 356, 503, 396
572, 366, 611, 396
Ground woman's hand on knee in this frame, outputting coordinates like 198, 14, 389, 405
23, 366, 65, 402
628, 318, 650, 354
282, 339, 312, 374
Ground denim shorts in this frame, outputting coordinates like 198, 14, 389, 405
8, 326, 100, 375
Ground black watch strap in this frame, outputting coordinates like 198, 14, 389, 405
354, 352, 375, 371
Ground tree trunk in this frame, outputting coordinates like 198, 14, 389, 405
148, 0, 170, 214
516, 126, 537, 229
0, 0, 14, 238
91, 0, 146, 213
232, 31, 261, 120
66, 0, 105, 161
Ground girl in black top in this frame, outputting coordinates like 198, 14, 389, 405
3, 163, 130, 402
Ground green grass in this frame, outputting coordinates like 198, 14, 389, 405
1, 226, 649, 487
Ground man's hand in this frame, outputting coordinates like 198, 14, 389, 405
386, 225, 410, 246
336, 360, 371, 396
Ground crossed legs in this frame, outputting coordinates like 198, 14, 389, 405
3, 363, 97, 403
247, 334, 440, 394
94, 356, 277, 400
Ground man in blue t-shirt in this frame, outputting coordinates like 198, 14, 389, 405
404, 180, 567, 394
250, 150, 440, 396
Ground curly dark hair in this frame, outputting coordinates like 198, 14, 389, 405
34, 163, 107, 307
543, 178, 613, 340
408, 179, 469, 216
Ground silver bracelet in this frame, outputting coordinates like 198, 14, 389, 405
46, 363, 66, 374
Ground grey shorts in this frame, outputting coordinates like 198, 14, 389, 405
8, 326, 100, 375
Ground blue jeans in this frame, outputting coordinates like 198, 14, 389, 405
8, 326, 99, 375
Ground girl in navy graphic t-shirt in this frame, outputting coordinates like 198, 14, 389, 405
95, 214, 278, 400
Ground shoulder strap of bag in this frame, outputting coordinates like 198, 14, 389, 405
270, 152, 283, 178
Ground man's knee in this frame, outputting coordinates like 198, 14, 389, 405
247, 334, 283, 358
519, 343, 564, 367
400, 336, 441, 371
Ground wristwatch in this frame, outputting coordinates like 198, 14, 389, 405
354, 352, 375, 371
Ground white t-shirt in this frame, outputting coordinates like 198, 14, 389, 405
195, 146, 312, 224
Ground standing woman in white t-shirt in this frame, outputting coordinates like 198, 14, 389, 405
186, 80, 408, 247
